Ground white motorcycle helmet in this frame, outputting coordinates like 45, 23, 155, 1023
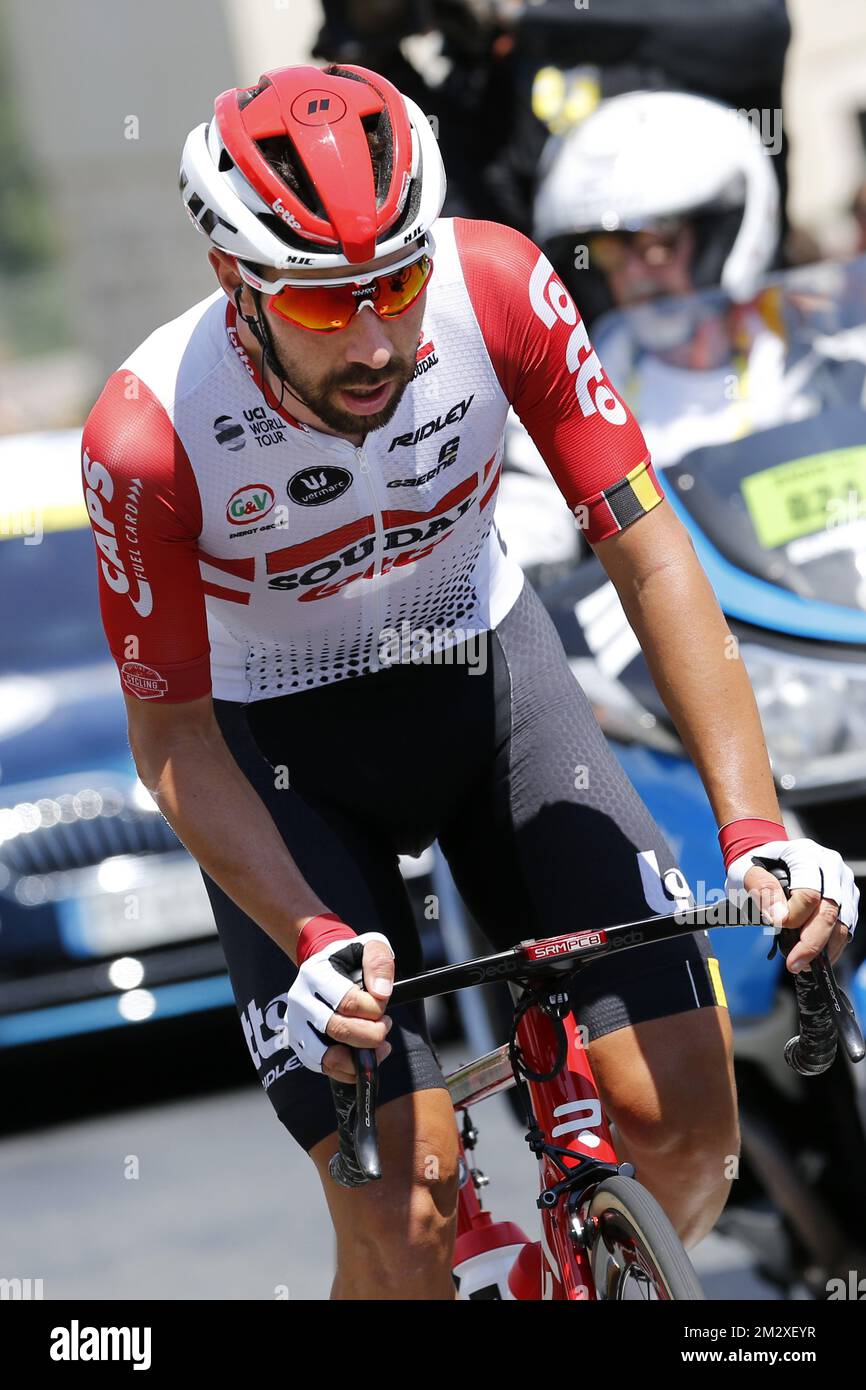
533, 90, 781, 323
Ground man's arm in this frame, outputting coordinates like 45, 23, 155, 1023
82, 370, 392, 1078
593, 499, 850, 966
82, 371, 331, 963
125, 692, 329, 963
454, 219, 852, 963
592, 500, 780, 827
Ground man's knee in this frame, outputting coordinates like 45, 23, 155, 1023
348, 1159, 458, 1255
589, 1009, 739, 1175
313, 1088, 461, 1295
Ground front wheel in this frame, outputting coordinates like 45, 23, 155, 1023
578, 1174, 705, 1300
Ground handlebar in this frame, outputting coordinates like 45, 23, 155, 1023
328, 885, 864, 1186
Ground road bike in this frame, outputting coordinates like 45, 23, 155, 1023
328, 865, 864, 1300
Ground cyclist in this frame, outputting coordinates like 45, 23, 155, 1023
81, 64, 857, 1300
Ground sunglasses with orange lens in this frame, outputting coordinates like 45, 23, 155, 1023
268, 255, 434, 333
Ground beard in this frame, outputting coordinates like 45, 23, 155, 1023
267, 336, 416, 439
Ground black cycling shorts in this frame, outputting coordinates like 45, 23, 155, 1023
203, 579, 725, 1153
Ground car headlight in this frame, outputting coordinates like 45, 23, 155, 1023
741, 642, 866, 784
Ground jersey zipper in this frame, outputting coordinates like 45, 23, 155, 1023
357, 442, 385, 673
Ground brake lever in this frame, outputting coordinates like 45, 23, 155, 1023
327, 952, 381, 1187
753, 857, 864, 1066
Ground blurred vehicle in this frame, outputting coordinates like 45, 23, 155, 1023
0, 431, 232, 1059
535, 257, 866, 1295
0, 431, 462, 1093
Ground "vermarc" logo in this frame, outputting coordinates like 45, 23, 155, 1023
287, 466, 354, 506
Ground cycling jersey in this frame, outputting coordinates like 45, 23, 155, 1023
81, 217, 662, 704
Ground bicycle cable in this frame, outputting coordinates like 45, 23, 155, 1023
507, 978, 570, 1084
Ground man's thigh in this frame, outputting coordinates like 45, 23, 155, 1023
439, 580, 729, 1035
586, 1004, 737, 1153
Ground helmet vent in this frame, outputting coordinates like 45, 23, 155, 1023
257, 133, 327, 225
324, 65, 394, 210
199, 207, 238, 239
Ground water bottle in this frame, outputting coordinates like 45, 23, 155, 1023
452, 1214, 531, 1300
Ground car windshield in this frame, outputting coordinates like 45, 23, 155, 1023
0, 527, 107, 675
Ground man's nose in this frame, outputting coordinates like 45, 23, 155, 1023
343, 303, 393, 370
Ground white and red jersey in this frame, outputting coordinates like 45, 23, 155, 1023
81, 218, 663, 704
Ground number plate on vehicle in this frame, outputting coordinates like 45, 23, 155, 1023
741, 445, 866, 548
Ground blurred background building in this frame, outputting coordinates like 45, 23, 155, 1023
0, 0, 321, 431
1, 0, 866, 434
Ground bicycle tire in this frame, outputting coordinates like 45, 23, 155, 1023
580, 1174, 705, 1301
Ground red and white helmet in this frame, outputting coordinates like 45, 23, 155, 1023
180, 64, 446, 282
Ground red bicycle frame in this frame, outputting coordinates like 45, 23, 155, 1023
452, 1004, 617, 1300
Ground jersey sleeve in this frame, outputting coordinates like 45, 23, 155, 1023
454, 218, 665, 544
81, 371, 211, 702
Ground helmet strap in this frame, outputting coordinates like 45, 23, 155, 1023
230, 283, 259, 336
249, 290, 286, 402
233, 282, 298, 415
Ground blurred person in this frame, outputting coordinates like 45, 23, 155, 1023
313, 0, 518, 220
851, 179, 866, 256
534, 90, 781, 328
533, 92, 866, 472
518, 89, 788, 471
494, 87, 781, 552
485, 0, 791, 238
80, 63, 855, 1300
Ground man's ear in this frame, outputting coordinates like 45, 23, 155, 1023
208, 250, 258, 318
208, 249, 241, 294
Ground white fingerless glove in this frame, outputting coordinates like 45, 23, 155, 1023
286, 932, 394, 1074
725, 838, 859, 937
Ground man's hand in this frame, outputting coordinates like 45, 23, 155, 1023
322, 936, 396, 1085
744, 864, 850, 969
285, 932, 395, 1080
727, 840, 859, 973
